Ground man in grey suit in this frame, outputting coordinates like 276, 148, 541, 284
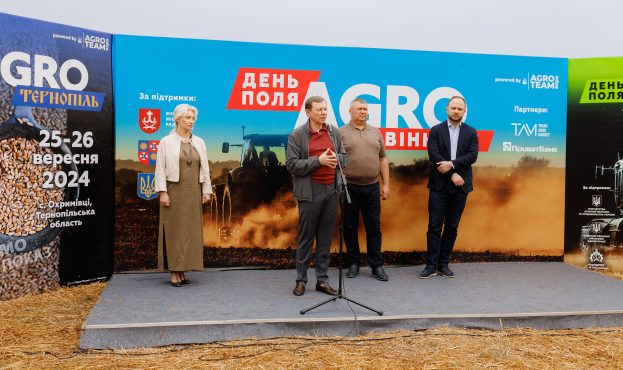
286, 96, 347, 296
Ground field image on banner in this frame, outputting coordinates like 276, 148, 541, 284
114, 35, 567, 271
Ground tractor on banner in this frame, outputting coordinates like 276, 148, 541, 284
207, 126, 292, 245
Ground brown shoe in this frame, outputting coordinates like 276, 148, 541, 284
293, 282, 306, 296
315, 282, 338, 296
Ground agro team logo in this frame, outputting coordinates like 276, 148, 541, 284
82, 33, 110, 51
137, 173, 157, 200
138, 140, 159, 165
529, 74, 559, 90
139, 108, 161, 134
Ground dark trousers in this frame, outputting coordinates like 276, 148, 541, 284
296, 182, 337, 283
343, 182, 383, 268
426, 189, 468, 268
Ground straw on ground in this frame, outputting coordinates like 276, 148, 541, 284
1, 271, 622, 369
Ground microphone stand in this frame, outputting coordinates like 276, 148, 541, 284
300, 132, 383, 316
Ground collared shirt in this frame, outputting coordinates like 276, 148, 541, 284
448, 121, 462, 161
308, 122, 336, 184
339, 121, 387, 185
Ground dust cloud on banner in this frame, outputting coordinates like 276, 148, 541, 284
113, 35, 567, 271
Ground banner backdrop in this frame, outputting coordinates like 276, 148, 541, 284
114, 35, 567, 271
0, 13, 114, 299
565, 57, 623, 272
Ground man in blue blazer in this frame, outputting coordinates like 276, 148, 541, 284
419, 96, 479, 279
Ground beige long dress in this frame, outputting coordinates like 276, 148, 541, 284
157, 142, 204, 271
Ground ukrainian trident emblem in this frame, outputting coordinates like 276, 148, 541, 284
592, 195, 602, 207
137, 173, 157, 200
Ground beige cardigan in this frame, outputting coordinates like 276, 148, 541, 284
154, 131, 212, 195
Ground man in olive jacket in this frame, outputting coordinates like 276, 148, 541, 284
286, 96, 347, 296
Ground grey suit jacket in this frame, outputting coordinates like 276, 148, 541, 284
286, 120, 347, 202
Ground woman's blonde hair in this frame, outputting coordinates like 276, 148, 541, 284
173, 103, 198, 126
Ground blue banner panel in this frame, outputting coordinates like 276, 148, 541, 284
114, 35, 567, 271
0, 13, 113, 299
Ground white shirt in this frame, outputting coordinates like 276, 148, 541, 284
448, 121, 462, 161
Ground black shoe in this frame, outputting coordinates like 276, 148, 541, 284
181, 279, 190, 285
170, 281, 182, 287
418, 266, 437, 279
346, 264, 359, 278
315, 282, 338, 296
437, 266, 455, 278
371, 266, 389, 281
293, 282, 306, 296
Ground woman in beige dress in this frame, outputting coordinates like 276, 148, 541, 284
154, 104, 212, 287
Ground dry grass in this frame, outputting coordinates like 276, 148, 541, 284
1, 270, 622, 369
596, 269, 623, 281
